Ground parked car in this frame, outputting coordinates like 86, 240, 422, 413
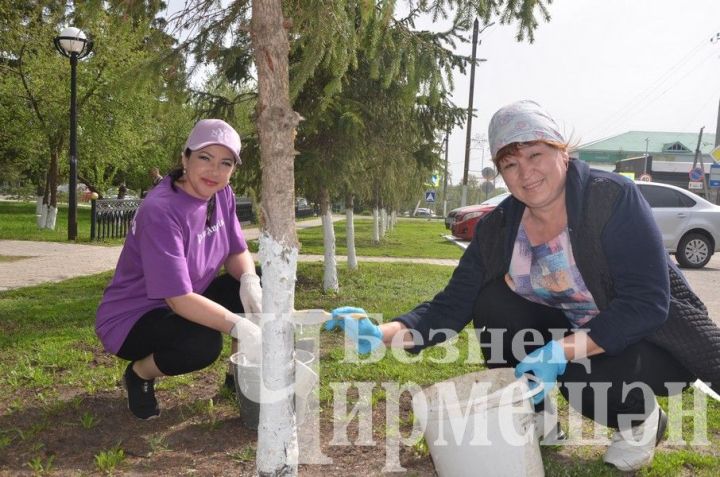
414, 207, 433, 217
450, 193, 511, 240
445, 206, 462, 229
636, 181, 720, 268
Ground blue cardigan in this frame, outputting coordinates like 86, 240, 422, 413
394, 160, 670, 356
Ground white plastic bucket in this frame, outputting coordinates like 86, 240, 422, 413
230, 349, 317, 429
412, 368, 544, 477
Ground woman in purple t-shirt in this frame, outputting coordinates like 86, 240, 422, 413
96, 119, 262, 420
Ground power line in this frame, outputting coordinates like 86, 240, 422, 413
588, 33, 715, 138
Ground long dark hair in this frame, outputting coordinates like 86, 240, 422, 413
169, 148, 216, 227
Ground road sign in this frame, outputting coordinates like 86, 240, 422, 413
480, 181, 495, 195
481, 167, 496, 180
638, 173, 652, 182
710, 163, 720, 187
688, 181, 703, 190
689, 167, 704, 182
425, 190, 436, 203
711, 145, 720, 162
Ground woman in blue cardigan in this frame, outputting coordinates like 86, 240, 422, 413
326, 100, 717, 472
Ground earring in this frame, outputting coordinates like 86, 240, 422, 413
182, 168, 187, 175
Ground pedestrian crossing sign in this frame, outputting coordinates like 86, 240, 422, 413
425, 190, 436, 203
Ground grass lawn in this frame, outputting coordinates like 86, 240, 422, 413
0, 200, 125, 245
295, 217, 463, 259
1, 263, 718, 476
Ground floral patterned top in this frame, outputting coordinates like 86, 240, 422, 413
506, 223, 599, 327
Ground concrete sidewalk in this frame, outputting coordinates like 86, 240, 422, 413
0, 216, 458, 291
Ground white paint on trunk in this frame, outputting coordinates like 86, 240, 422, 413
379, 208, 386, 237
391, 210, 397, 229
257, 232, 299, 474
37, 203, 47, 228
345, 208, 357, 270
45, 206, 57, 230
35, 196, 43, 216
372, 207, 380, 244
322, 210, 338, 292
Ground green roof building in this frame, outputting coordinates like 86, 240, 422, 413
577, 131, 717, 166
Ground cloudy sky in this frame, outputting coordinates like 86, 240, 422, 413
164, 0, 719, 186
440, 0, 720, 183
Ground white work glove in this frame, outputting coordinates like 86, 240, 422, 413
229, 315, 262, 364
239, 273, 263, 314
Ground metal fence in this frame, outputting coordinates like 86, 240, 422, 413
90, 198, 142, 240
90, 197, 256, 241
89, 196, 310, 241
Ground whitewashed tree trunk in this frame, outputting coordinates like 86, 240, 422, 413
35, 196, 43, 216
372, 207, 380, 244
38, 203, 48, 228
45, 205, 57, 230
252, 0, 301, 474
345, 203, 357, 270
391, 210, 397, 229
320, 187, 338, 292
379, 208, 386, 237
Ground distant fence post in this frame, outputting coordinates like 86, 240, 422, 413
90, 199, 97, 239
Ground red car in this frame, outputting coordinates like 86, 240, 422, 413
451, 193, 510, 240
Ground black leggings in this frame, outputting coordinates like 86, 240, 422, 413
473, 278, 694, 429
116, 274, 244, 376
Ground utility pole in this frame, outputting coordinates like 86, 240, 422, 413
692, 127, 709, 198
442, 127, 449, 217
461, 20, 490, 207
713, 33, 720, 147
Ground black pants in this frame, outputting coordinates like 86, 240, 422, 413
473, 278, 694, 429
116, 274, 244, 376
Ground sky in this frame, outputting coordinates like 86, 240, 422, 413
438, 0, 720, 184
164, 1, 720, 186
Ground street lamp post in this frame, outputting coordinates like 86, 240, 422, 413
54, 27, 92, 241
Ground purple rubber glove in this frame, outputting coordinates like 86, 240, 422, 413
515, 340, 567, 404
324, 306, 383, 354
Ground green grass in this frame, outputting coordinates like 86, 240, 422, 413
0, 200, 124, 244
1, 262, 718, 475
296, 217, 462, 259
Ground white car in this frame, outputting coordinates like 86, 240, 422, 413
636, 181, 720, 268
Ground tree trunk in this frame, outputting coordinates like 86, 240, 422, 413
40, 149, 60, 230
345, 192, 357, 270
378, 207, 387, 238
371, 207, 380, 245
251, 0, 301, 474
320, 186, 338, 292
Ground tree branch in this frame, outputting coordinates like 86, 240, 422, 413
17, 45, 47, 130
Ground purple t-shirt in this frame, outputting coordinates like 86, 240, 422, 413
95, 177, 247, 354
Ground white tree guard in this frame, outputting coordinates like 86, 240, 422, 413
322, 209, 339, 292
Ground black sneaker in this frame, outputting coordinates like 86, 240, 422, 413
123, 362, 160, 420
